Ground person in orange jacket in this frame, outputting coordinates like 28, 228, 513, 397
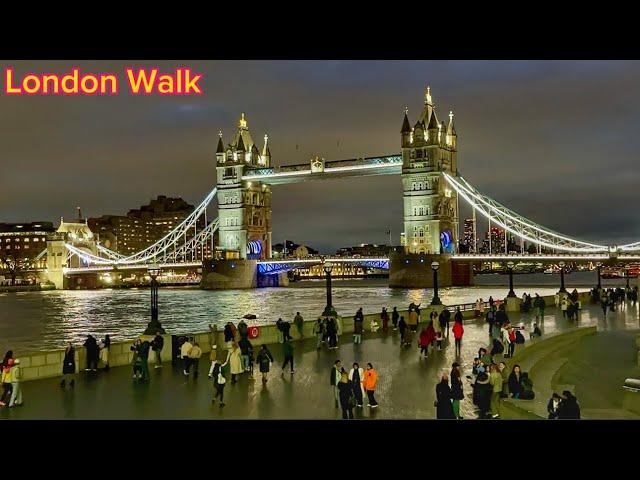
363, 363, 378, 408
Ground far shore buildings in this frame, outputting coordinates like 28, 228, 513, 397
0, 222, 56, 284
88, 196, 211, 257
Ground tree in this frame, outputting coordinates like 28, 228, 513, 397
0, 254, 27, 286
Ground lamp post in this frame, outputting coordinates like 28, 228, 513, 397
431, 261, 442, 305
322, 261, 337, 317
144, 264, 166, 335
558, 261, 567, 294
626, 265, 630, 288
506, 261, 516, 298
596, 262, 602, 290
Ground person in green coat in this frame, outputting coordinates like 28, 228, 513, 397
281, 338, 294, 374
489, 364, 503, 418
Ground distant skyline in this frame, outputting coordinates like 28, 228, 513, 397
1, 60, 640, 252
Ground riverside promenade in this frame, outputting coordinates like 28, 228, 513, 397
2, 301, 639, 420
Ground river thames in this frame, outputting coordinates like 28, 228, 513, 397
0, 271, 621, 354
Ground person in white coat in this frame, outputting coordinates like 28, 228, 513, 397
501, 325, 512, 358
225, 342, 243, 384
348, 362, 365, 407
561, 298, 568, 317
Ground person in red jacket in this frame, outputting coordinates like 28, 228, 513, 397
452, 316, 464, 357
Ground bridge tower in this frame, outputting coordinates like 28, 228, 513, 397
390, 86, 472, 288
215, 113, 272, 260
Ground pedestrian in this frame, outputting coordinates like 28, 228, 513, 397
224, 322, 235, 347
419, 326, 431, 358
408, 307, 419, 332
281, 320, 292, 342
131, 339, 142, 380
83, 335, 99, 372
327, 317, 338, 349
392, 307, 399, 330
452, 315, 464, 357
508, 364, 523, 399
313, 318, 324, 350
255, 344, 274, 383
8, 359, 22, 408
489, 296, 495, 309
281, 338, 295, 374
561, 297, 568, 318
338, 371, 355, 419
294, 312, 304, 338
507, 326, 516, 358
209, 356, 227, 407
238, 319, 248, 341
151, 332, 164, 368
100, 334, 111, 371
433, 311, 443, 350
498, 361, 509, 398
226, 342, 243, 384
557, 391, 581, 419
60, 343, 75, 388
353, 309, 364, 345
443, 307, 451, 336
534, 294, 545, 321
501, 324, 512, 358
450, 363, 464, 419
398, 316, 407, 344
530, 323, 542, 339
547, 392, 561, 419
486, 307, 495, 336
181, 336, 193, 376
489, 364, 503, 418
326, 359, 342, 407
137, 338, 151, 382
188, 342, 203, 379
238, 336, 253, 373
348, 362, 365, 408
472, 372, 492, 419
435, 371, 455, 419
0, 359, 14, 407
363, 363, 378, 408
381, 307, 389, 333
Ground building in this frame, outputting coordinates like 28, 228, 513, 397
272, 240, 319, 259
463, 218, 475, 252
0, 222, 56, 283
480, 226, 506, 254
336, 243, 391, 257
88, 196, 209, 257
401, 86, 459, 254
216, 113, 272, 260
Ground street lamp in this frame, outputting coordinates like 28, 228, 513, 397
506, 261, 516, 298
431, 261, 442, 305
558, 261, 567, 293
322, 261, 337, 317
626, 265, 630, 288
596, 262, 602, 290
144, 264, 166, 335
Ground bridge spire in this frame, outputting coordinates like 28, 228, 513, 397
401, 108, 411, 133
424, 85, 433, 106
216, 131, 224, 153
238, 112, 248, 130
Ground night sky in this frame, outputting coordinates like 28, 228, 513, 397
1, 60, 639, 253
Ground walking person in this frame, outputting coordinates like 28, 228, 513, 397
330, 360, 342, 408
534, 294, 545, 321
450, 363, 464, 419
238, 336, 253, 373
435, 371, 455, 419
224, 322, 236, 347
281, 320, 292, 342
255, 344, 274, 383
100, 335, 111, 371
131, 339, 142, 380
237, 319, 248, 341
353, 310, 364, 345
348, 362, 365, 408
294, 312, 304, 339
137, 338, 151, 383
434, 311, 443, 350
452, 315, 464, 357
408, 307, 419, 332
327, 317, 338, 349
181, 337, 193, 376
226, 342, 243, 384
363, 363, 378, 408
60, 343, 76, 388
209, 356, 227, 407
489, 364, 503, 418
151, 332, 164, 368
398, 316, 407, 345
83, 335, 99, 372
0, 359, 14, 407
381, 307, 389, 333
281, 338, 295, 374
392, 307, 399, 330
419, 326, 431, 358
561, 297, 568, 318
188, 342, 203, 379
313, 318, 324, 350
8, 359, 22, 408
338, 371, 355, 419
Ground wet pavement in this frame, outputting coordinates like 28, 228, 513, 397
3, 300, 639, 420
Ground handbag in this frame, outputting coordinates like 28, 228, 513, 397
217, 372, 226, 385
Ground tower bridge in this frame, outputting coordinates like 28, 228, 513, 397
40, 86, 640, 290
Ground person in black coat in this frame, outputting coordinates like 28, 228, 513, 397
450, 363, 464, 419
508, 364, 523, 399
83, 335, 99, 371
60, 343, 76, 388
337, 371, 355, 419
398, 316, 407, 343
435, 373, 456, 419
281, 321, 292, 342
547, 392, 561, 419
472, 372, 492, 419
557, 391, 581, 419
224, 323, 234, 343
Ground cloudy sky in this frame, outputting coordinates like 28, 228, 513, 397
1, 60, 639, 253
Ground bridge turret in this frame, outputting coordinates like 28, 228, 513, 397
401, 108, 412, 148
427, 108, 439, 145
447, 110, 457, 151
236, 132, 246, 163
262, 134, 271, 167
216, 131, 225, 164
413, 120, 425, 145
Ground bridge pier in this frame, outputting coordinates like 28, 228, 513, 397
200, 259, 290, 290
389, 252, 474, 289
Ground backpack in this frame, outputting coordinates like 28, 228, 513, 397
515, 330, 525, 344
491, 339, 504, 355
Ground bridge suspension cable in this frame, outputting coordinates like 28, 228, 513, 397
443, 173, 610, 253
64, 187, 218, 266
